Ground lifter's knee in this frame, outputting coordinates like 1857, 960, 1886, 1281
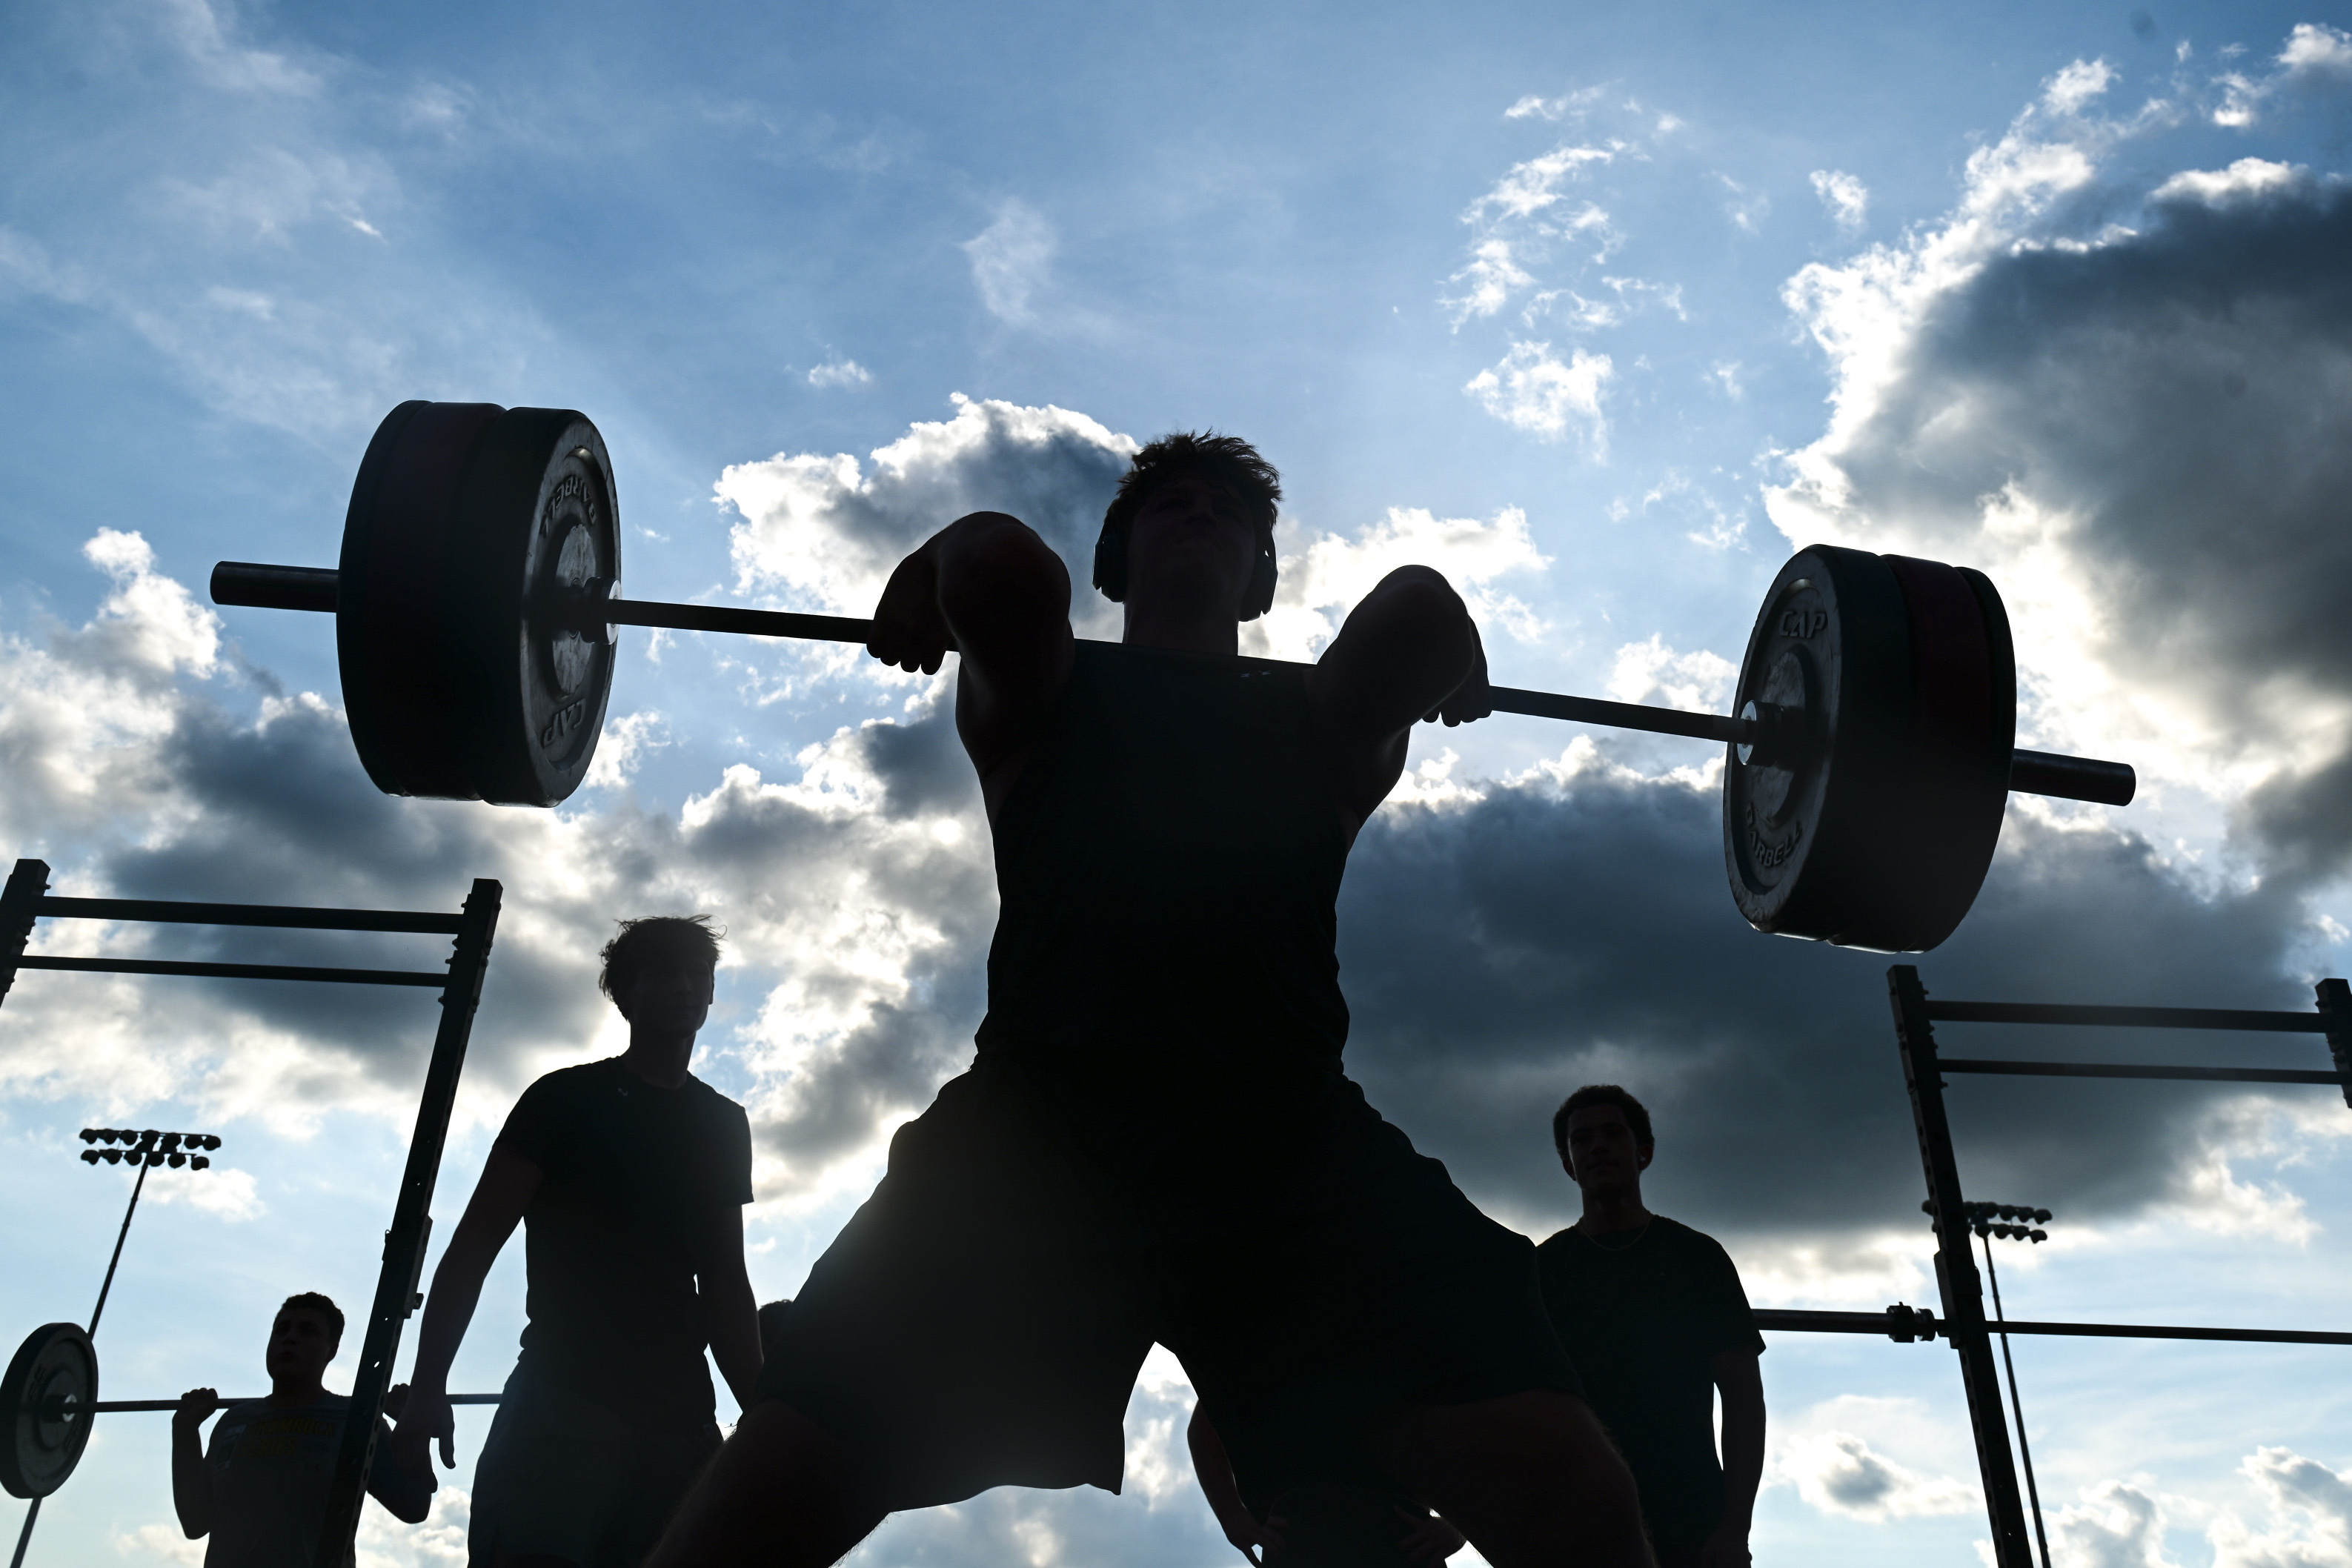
643, 1401, 884, 1568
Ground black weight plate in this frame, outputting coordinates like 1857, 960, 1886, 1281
1876, 554, 2015, 950
338, 400, 508, 800
1723, 545, 1915, 948
1724, 546, 2017, 951
444, 408, 620, 806
1, 1323, 98, 1499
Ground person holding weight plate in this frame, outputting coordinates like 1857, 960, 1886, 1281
647, 433, 1651, 1568
391, 916, 760, 1568
171, 1292, 433, 1567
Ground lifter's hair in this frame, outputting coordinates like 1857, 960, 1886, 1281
1552, 1084, 1655, 1160
277, 1292, 345, 1351
1093, 432, 1281, 619
599, 914, 724, 1003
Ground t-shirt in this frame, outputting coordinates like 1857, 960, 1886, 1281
1535, 1216, 1764, 1552
493, 1057, 754, 1430
199, 1395, 396, 1568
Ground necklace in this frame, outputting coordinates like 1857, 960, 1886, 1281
1583, 1217, 1652, 1252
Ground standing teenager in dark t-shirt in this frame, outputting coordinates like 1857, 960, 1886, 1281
392, 916, 760, 1568
648, 435, 1650, 1568
1535, 1087, 1766, 1568
173, 1292, 433, 1568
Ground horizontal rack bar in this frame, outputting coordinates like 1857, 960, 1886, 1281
1940, 1059, 2345, 1086
1753, 1309, 2352, 1346
75, 1393, 502, 1414
37, 895, 462, 934
16, 956, 451, 986
1925, 1000, 2327, 1032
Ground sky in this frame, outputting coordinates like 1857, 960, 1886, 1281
4, 1, 2352, 1564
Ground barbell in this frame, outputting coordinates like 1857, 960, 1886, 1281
208, 400, 2136, 952
0, 1322, 497, 1500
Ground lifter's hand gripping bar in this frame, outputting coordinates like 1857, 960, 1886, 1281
209, 562, 2137, 807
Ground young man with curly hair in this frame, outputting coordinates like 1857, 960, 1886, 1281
393, 916, 759, 1568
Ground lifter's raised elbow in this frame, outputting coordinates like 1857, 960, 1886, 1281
937, 513, 1069, 636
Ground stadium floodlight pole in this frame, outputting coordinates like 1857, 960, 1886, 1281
78, 1128, 222, 1335
1977, 1208, 2054, 1568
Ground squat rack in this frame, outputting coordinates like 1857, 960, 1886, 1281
1753, 966, 2352, 1568
0, 857, 500, 1568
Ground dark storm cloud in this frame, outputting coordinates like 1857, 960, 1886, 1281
1792, 170, 2352, 883
1337, 761, 2324, 1243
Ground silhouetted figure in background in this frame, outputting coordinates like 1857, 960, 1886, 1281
1538, 1088, 1766, 1568
650, 433, 1651, 1568
1190, 1401, 1466, 1567
393, 916, 760, 1568
173, 1292, 431, 1567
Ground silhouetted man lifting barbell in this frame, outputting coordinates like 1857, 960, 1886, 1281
172, 1292, 433, 1567
642, 433, 1652, 1568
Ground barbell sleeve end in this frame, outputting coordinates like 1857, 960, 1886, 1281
2010, 748, 2136, 807
212, 562, 339, 614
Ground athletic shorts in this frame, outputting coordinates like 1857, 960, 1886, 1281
467, 1366, 720, 1568
757, 1055, 1580, 1511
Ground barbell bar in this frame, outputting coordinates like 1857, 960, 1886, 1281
206, 400, 2139, 952
210, 558, 2131, 804
1, 1321, 502, 1500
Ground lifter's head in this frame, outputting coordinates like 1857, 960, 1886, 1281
1094, 433, 1280, 623
1553, 1083, 1654, 1187
267, 1292, 342, 1388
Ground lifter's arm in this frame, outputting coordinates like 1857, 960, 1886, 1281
694, 1203, 763, 1412
1309, 566, 1489, 832
1187, 1405, 1288, 1567
866, 512, 1075, 820
1703, 1349, 1766, 1567
170, 1387, 219, 1538
392, 1148, 540, 1471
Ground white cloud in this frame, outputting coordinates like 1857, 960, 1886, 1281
1775, 1429, 1979, 1522
1810, 168, 1870, 230
2279, 22, 2352, 77
2050, 1479, 2184, 1567
1466, 145, 1616, 223
806, 357, 874, 388
1247, 505, 1552, 662
718, 394, 1135, 632
2151, 157, 2305, 207
2210, 1448, 2352, 1567
1463, 341, 1612, 448
2044, 58, 2119, 116
961, 200, 1057, 324
1603, 635, 1736, 714
1446, 238, 1537, 324
1504, 87, 1604, 121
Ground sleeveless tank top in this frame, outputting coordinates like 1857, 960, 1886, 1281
974, 641, 1352, 1096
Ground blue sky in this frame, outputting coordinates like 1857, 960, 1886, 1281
6, 1, 2352, 1564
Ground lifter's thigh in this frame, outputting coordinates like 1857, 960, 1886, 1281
1369, 1390, 1652, 1568
642, 1401, 886, 1568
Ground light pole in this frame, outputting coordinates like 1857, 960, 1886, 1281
1970, 1201, 2054, 1568
8, 1128, 222, 1568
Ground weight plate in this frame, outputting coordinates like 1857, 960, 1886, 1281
1, 1323, 98, 1499
1722, 546, 2015, 951
338, 400, 508, 801
335, 402, 619, 806
447, 408, 620, 806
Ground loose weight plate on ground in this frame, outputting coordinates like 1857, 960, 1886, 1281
338, 402, 620, 805
1, 1323, 97, 1499
1725, 546, 2014, 951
